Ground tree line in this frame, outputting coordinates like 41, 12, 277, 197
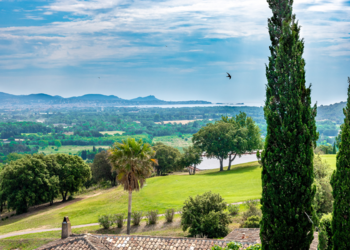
0, 154, 91, 214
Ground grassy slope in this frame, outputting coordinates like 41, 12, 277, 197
0, 162, 261, 235
319, 154, 336, 169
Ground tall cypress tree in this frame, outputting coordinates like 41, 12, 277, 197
260, 0, 318, 248
331, 77, 350, 249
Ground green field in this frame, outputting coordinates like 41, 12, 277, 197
320, 154, 336, 169
0, 162, 261, 235
153, 134, 193, 152
99, 131, 125, 135
38, 145, 110, 155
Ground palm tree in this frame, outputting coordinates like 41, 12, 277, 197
108, 138, 157, 234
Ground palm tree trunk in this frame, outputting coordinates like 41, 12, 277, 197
127, 189, 132, 235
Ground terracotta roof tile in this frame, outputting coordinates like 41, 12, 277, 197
36, 231, 319, 250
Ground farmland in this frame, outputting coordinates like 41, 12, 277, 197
38, 145, 110, 155
152, 134, 193, 152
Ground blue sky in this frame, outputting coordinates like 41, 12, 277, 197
0, 0, 349, 105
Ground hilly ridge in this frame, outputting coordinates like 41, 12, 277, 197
0, 92, 210, 107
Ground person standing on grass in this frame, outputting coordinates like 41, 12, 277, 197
108, 138, 157, 235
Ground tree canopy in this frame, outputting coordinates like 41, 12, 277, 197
55, 154, 91, 201
153, 143, 181, 175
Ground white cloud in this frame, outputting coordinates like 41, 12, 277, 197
0, 0, 349, 68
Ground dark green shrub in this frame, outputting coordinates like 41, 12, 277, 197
227, 204, 239, 216
98, 215, 113, 229
242, 215, 260, 228
318, 213, 332, 250
114, 213, 125, 228
131, 211, 143, 226
146, 210, 158, 225
165, 209, 175, 222
181, 191, 232, 238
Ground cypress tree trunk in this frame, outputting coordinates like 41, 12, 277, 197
331, 77, 350, 249
260, 0, 318, 248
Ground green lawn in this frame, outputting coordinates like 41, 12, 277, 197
153, 134, 193, 152
0, 162, 261, 235
320, 154, 336, 169
38, 145, 110, 155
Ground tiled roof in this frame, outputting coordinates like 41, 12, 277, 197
36, 230, 319, 250
224, 229, 319, 250
36, 234, 256, 250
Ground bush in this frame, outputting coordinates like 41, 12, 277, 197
165, 209, 175, 222
181, 191, 232, 238
98, 215, 113, 229
242, 215, 260, 228
113, 213, 125, 228
212, 241, 242, 250
131, 211, 143, 226
318, 213, 332, 250
242, 200, 261, 221
227, 204, 240, 216
245, 244, 262, 250
146, 210, 159, 225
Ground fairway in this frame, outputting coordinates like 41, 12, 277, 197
153, 134, 193, 152
320, 154, 336, 169
0, 162, 261, 235
38, 145, 110, 155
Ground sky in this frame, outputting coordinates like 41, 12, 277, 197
0, 0, 349, 105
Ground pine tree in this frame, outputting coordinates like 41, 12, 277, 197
260, 0, 318, 248
332, 142, 336, 154
331, 77, 350, 249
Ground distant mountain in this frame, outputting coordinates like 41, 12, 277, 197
0, 92, 211, 107
130, 95, 162, 102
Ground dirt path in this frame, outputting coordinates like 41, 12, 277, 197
0, 199, 259, 240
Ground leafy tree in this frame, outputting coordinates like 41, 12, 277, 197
221, 112, 262, 170
1, 155, 57, 214
108, 138, 156, 235
331, 77, 350, 249
91, 150, 117, 186
313, 155, 333, 215
55, 154, 91, 201
179, 146, 202, 175
318, 213, 333, 250
193, 122, 236, 171
54, 140, 62, 148
181, 191, 232, 238
3, 153, 25, 164
260, 0, 318, 248
153, 143, 181, 175
81, 150, 87, 160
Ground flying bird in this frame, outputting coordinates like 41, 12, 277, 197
226, 72, 231, 79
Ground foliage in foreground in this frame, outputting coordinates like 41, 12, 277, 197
181, 191, 232, 238
212, 242, 262, 250
313, 155, 333, 215
331, 77, 350, 249
318, 213, 332, 250
260, 0, 318, 248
